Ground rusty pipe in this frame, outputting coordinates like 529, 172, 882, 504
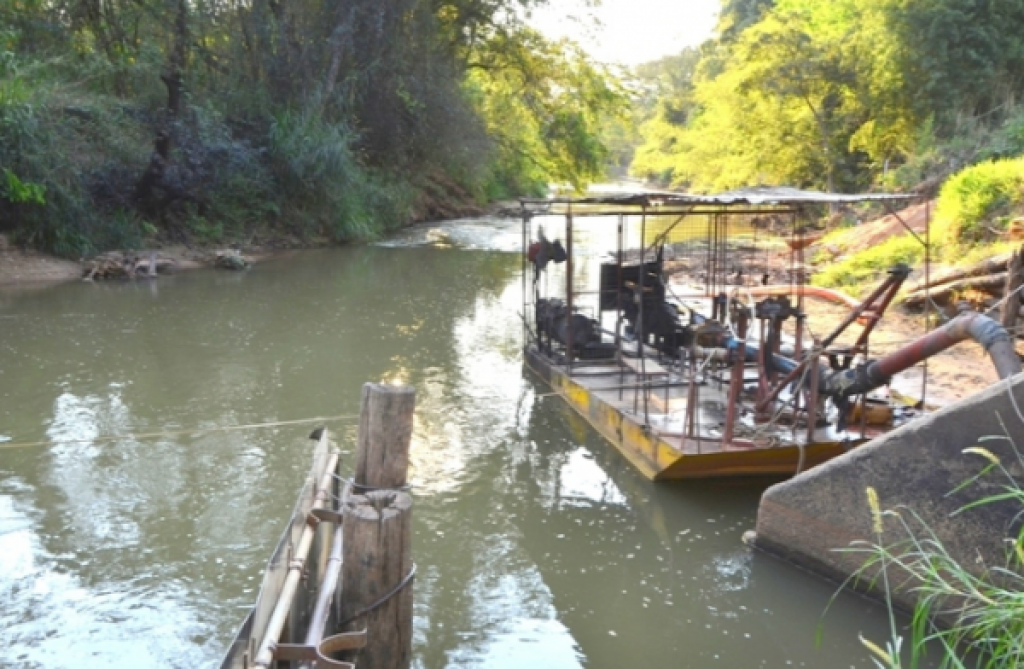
824, 311, 1021, 399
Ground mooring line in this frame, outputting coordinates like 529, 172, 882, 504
0, 414, 360, 451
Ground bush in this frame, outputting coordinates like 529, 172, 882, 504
934, 157, 1024, 253
268, 107, 412, 241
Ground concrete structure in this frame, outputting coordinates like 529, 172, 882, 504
755, 373, 1024, 609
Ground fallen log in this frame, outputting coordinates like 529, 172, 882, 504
132, 256, 178, 275
83, 252, 179, 280
903, 272, 1008, 308
903, 252, 1013, 294
1002, 248, 1024, 329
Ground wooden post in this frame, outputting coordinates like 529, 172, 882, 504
1001, 246, 1024, 331
340, 383, 415, 669
354, 383, 415, 489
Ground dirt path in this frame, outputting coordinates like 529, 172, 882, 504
0, 235, 83, 284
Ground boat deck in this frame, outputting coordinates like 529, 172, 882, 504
526, 345, 870, 479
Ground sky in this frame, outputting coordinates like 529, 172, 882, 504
528, 0, 720, 66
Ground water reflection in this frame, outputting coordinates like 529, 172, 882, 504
0, 230, 923, 668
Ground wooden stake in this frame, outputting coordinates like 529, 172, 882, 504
340, 490, 413, 669
1001, 246, 1024, 330
339, 382, 416, 669
354, 383, 416, 489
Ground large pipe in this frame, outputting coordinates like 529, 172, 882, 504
823, 311, 1021, 399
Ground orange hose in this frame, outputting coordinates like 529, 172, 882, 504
672, 284, 865, 309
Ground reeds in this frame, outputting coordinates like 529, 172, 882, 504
846, 440, 1024, 668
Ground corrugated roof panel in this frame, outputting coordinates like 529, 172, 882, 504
520, 187, 916, 207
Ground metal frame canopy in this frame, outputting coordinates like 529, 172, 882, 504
517, 185, 940, 479
519, 186, 917, 209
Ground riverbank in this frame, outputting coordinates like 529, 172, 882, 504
0, 235, 292, 285
0, 198, 514, 286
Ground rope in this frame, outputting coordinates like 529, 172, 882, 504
988, 280, 1024, 315
336, 563, 417, 628
345, 478, 412, 493
0, 414, 360, 451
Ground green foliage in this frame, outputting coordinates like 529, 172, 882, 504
934, 157, 1024, 252
269, 107, 412, 240
631, 0, 1024, 197
812, 233, 923, 296
1, 168, 45, 204
882, 106, 1024, 193
1, 0, 622, 255
467, 30, 626, 194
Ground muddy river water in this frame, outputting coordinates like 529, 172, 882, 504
1, 217, 917, 668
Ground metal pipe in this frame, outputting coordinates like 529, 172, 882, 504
566, 203, 574, 375
253, 452, 340, 668
824, 311, 1021, 399
723, 314, 748, 444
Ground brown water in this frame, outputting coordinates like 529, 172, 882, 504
1, 218, 912, 668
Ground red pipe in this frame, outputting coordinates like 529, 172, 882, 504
874, 311, 1020, 380
824, 311, 1021, 399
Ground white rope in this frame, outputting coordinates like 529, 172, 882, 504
0, 414, 359, 450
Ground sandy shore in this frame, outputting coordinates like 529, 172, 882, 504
0, 234, 292, 286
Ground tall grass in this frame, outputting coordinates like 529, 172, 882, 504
848, 443, 1024, 668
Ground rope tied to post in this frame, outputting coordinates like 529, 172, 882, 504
337, 563, 417, 628
347, 478, 413, 493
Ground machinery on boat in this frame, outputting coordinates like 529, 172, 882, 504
519, 188, 1020, 480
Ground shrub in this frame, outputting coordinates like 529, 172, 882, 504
268, 107, 412, 241
934, 157, 1024, 253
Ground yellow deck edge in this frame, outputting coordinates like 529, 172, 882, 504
525, 347, 859, 480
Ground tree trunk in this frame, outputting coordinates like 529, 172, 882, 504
161, 0, 189, 116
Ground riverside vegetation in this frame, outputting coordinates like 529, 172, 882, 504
0, 0, 623, 257
623, 0, 1024, 301
5, 0, 1024, 265
6, 1, 1024, 667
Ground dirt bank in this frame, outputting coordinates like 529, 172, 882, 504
0, 235, 83, 284
0, 233, 297, 287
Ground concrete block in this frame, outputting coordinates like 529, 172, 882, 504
754, 373, 1024, 609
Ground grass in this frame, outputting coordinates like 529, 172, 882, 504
812, 233, 925, 297
845, 440, 1024, 668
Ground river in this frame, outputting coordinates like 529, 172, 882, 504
1, 217, 910, 668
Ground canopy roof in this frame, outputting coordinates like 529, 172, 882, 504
520, 186, 916, 208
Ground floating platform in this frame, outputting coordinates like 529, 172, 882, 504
525, 345, 862, 480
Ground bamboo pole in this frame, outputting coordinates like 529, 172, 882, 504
252, 450, 340, 668
903, 252, 1014, 294
903, 272, 1009, 307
